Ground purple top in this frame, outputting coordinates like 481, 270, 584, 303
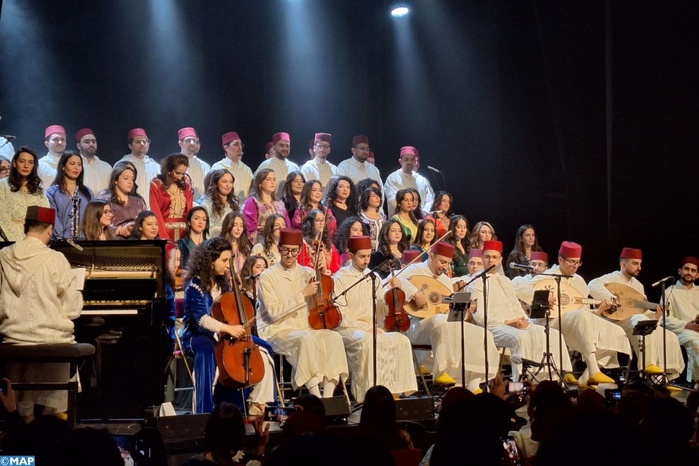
242, 196, 290, 244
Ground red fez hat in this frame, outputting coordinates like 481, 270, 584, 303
165, 241, 178, 260
25, 206, 56, 225
530, 251, 549, 263
265, 141, 274, 152
75, 128, 94, 143
402, 249, 423, 264
273, 132, 290, 143
221, 131, 241, 147
400, 146, 417, 157
45, 125, 66, 138
468, 248, 483, 259
352, 135, 369, 146
559, 241, 582, 258
681, 256, 699, 268
128, 128, 148, 141
314, 133, 332, 143
483, 240, 503, 253
178, 127, 198, 140
432, 241, 455, 258
620, 247, 642, 260
348, 236, 372, 252
279, 228, 303, 246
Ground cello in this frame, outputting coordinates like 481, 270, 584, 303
384, 261, 410, 332
211, 257, 265, 388
308, 213, 342, 330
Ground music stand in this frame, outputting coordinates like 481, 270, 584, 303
632, 319, 658, 384
528, 290, 564, 382
447, 292, 471, 388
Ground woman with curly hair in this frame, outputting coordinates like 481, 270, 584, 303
197, 169, 239, 237
468, 221, 497, 251
448, 215, 470, 278
250, 213, 286, 267
297, 209, 341, 275
369, 219, 408, 279
46, 151, 94, 240
150, 153, 193, 241
242, 168, 290, 244
324, 175, 359, 232
219, 211, 253, 280
427, 191, 454, 237
98, 162, 147, 239
281, 170, 305, 217
390, 189, 419, 246
505, 224, 544, 279
80, 199, 114, 241
130, 210, 160, 240
180, 238, 247, 414
291, 179, 337, 238
0, 147, 50, 240
333, 216, 367, 266
177, 206, 210, 271
358, 186, 385, 252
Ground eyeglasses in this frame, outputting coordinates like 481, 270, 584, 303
564, 258, 583, 267
183, 138, 200, 144
315, 143, 331, 149
231, 142, 244, 148
280, 247, 300, 257
0, 167, 9, 173
132, 139, 151, 145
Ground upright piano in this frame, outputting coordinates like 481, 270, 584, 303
0, 240, 168, 420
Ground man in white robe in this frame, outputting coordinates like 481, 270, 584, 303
333, 236, 417, 402
399, 241, 499, 392
118, 128, 161, 209
76, 128, 111, 195
515, 242, 631, 386
177, 127, 211, 200
0, 206, 83, 422
301, 133, 338, 189
256, 229, 348, 398
38, 125, 67, 188
211, 131, 254, 203
255, 132, 300, 199
336, 135, 383, 191
510, 251, 549, 287
468, 240, 572, 381
662, 256, 699, 384
588, 247, 685, 380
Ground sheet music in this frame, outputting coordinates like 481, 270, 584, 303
71, 267, 86, 291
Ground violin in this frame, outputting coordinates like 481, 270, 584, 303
211, 256, 265, 388
308, 215, 342, 330
384, 261, 410, 332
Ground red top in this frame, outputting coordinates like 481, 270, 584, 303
149, 179, 194, 241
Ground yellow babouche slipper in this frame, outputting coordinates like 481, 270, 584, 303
416, 365, 431, 376
666, 385, 682, 392
471, 388, 483, 395
434, 372, 456, 385
586, 371, 615, 385
645, 364, 664, 375
563, 373, 579, 385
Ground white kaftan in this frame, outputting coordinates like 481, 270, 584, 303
663, 281, 699, 382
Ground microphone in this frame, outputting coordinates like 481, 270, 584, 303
426, 209, 443, 215
2, 135, 16, 141
651, 276, 674, 288
243, 274, 261, 280
427, 165, 441, 174
509, 262, 534, 271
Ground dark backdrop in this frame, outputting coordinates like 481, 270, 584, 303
1, 0, 697, 296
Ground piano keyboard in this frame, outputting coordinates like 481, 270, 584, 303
81, 309, 139, 316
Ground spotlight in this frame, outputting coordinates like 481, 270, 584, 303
391, 6, 410, 18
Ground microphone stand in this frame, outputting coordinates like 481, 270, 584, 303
659, 280, 668, 386
0, 223, 9, 242
371, 273, 378, 387
462, 265, 496, 392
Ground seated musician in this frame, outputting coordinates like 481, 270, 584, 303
510, 250, 548, 286
663, 256, 699, 386
467, 240, 572, 381
297, 209, 341, 275
180, 237, 275, 414
515, 242, 631, 387
399, 241, 499, 391
333, 236, 417, 402
256, 229, 348, 398
588, 247, 685, 381
0, 206, 83, 423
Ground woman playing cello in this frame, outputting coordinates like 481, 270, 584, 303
180, 237, 275, 414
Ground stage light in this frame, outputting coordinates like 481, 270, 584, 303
391, 6, 410, 17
